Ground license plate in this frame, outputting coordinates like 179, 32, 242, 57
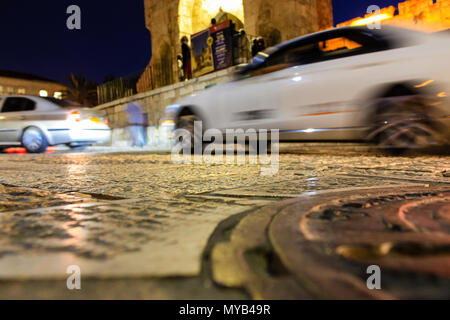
90, 117, 101, 123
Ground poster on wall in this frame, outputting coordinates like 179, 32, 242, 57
190, 29, 214, 78
209, 20, 233, 71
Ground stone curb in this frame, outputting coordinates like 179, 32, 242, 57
211, 198, 313, 299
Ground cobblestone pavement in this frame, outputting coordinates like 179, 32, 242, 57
0, 144, 448, 299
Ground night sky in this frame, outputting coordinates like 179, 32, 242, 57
0, 0, 402, 85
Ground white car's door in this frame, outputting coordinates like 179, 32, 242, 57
0, 97, 36, 143
218, 29, 394, 135
217, 69, 285, 131
275, 32, 389, 133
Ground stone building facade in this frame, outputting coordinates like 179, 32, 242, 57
139, 0, 333, 90
0, 70, 67, 98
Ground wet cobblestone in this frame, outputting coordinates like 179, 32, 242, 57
0, 184, 96, 212
0, 152, 448, 199
0, 149, 448, 298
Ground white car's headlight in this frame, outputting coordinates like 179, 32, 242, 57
161, 119, 175, 127
165, 104, 180, 113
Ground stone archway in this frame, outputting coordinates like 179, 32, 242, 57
178, 0, 245, 37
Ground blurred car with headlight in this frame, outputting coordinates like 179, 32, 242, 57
165, 25, 450, 149
0, 95, 111, 153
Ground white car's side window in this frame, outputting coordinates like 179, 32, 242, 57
318, 37, 363, 57
1, 98, 36, 113
238, 29, 391, 81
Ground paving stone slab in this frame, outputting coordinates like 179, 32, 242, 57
0, 198, 263, 279
0, 184, 97, 212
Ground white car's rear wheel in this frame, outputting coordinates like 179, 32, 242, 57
176, 114, 203, 152
367, 96, 447, 151
22, 127, 48, 154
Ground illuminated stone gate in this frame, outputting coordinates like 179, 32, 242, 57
140, 0, 333, 90
338, 0, 450, 30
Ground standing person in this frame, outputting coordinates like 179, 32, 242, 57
177, 55, 184, 82
238, 30, 250, 64
126, 102, 145, 148
233, 30, 240, 65
181, 36, 192, 81
257, 38, 266, 52
251, 39, 259, 57
141, 111, 149, 147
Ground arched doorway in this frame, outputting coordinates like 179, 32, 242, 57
213, 9, 244, 30
178, 0, 245, 37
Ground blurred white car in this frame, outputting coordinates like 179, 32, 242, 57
0, 95, 111, 153
165, 26, 450, 149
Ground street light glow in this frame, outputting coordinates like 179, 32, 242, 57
415, 79, 435, 88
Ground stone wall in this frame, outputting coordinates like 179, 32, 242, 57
243, 0, 333, 46
316, 0, 334, 30
93, 68, 234, 146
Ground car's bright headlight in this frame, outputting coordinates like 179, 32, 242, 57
161, 119, 176, 127
165, 104, 180, 113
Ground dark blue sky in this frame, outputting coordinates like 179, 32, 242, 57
0, 0, 402, 85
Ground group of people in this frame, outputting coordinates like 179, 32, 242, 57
178, 18, 266, 82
